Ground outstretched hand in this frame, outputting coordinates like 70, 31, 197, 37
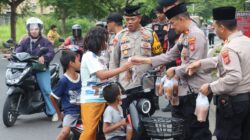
186, 60, 201, 76
129, 56, 150, 65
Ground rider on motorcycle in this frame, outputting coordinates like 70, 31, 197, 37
64, 24, 84, 48
15, 17, 58, 121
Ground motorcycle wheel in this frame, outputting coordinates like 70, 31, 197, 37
2, 94, 20, 127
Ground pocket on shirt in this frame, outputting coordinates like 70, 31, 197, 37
120, 44, 132, 59
140, 42, 151, 57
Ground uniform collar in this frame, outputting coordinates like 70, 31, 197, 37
184, 21, 196, 35
227, 31, 243, 42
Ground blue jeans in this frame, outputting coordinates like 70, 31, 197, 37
36, 69, 56, 115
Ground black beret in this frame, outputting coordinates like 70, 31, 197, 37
155, 5, 164, 13
165, 3, 187, 19
107, 12, 123, 23
157, 0, 177, 7
213, 6, 236, 20
124, 5, 141, 16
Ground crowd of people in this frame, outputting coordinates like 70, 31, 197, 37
14, 0, 250, 140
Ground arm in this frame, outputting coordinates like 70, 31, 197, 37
175, 31, 207, 77
49, 95, 62, 120
96, 62, 131, 81
43, 39, 55, 64
151, 43, 180, 67
210, 49, 242, 94
15, 38, 27, 53
103, 119, 127, 134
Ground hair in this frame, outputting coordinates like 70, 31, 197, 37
216, 19, 237, 31
83, 27, 108, 55
60, 51, 77, 73
50, 24, 57, 30
103, 83, 120, 103
115, 21, 123, 26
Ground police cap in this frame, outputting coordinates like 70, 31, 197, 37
107, 12, 123, 24
165, 3, 187, 19
157, 0, 177, 7
213, 6, 236, 20
124, 5, 141, 16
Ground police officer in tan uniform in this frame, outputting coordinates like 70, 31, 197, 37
109, 4, 162, 90
187, 6, 250, 140
104, 12, 123, 67
131, 3, 212, 140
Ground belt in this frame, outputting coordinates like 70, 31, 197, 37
229, 93, 250, 103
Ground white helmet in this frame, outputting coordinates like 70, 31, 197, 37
26, 17, 44, 34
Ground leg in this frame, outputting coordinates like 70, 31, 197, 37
56, 126, 71, 140
214, 101, 249, 140
242, 101, 250, 140
36, 69, 56, 115
79, 102, 106, 140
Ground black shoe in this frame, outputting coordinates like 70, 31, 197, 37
161, 104, 172, 112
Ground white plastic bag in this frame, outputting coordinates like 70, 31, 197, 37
195, 92, 209, 122
171, 78, 179, 106
155, 77, 163, 96
163, 78, 173, 99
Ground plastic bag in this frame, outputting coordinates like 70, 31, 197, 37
164, 78, 173, 99
195, 93, 209, 122
155, 77, 163, 96
171, 78, 179, 106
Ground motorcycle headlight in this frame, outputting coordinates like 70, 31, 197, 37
137, 98, 151, 115
6, 67, 31, 85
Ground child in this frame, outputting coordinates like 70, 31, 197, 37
79, 27, 132, 140
102, 83, 133, 140
50, 51, 81, 140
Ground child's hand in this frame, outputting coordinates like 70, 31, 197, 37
119, 118, 127, 127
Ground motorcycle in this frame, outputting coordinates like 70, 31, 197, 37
69, 70, 184, 140
2, 39, 60, 127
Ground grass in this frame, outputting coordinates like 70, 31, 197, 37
0, 19, 26, 48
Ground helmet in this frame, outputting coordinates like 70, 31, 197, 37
26, 17, 44, 34
72, 24, 82, 38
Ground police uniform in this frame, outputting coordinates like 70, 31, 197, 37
151, 3, 212, 140
199, 7, 250, 140
109, 5, 162, 90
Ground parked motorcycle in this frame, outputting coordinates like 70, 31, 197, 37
68, 70, 184, 140
2, 39, 60, 127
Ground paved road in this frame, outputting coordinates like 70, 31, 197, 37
0, 51, 217, 140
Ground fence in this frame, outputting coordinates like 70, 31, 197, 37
0, 14, 10, 25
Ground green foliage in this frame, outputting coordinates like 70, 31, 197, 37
0, 15, 94, 48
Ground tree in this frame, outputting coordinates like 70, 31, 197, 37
0, 0, 25, 41
40, 0, 77, 35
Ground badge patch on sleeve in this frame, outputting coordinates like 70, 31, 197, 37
220, 48, 231, 65
188, 37, 196, 52
113, 38, 118, 46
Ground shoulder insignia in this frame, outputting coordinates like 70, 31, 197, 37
220, 48, 231, 65
188, 37, 196, 52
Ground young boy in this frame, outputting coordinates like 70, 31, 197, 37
102, 83, 133, 140
50, 51, 81, 140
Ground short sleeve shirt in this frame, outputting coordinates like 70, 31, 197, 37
80, 51, 107, 103
51, 74, 81, 115
103, 106, 126, 139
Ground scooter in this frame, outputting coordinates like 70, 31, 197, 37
2, 39, 60, 127
69, 70, 184, 140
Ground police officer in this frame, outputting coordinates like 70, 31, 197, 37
105, 12, 123, 67
109, 4, 162, 90
187, 6, 250, 140
131, 3, 212, 140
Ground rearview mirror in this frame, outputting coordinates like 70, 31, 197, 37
3, 42, 10, 48
38, 47, 49, 56
6, 38, 14, 44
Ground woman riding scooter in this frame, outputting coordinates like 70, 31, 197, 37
15, 17, 58, 121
